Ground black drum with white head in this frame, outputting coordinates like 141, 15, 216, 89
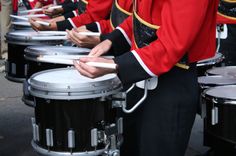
197, 53, 224, 76
28, 68, 123, 155
22, 45, 91, 106
202, 85, 236, 145
5, 30, 66, 82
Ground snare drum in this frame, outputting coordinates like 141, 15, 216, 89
28, 68, 122, 155
206, 66, 236, 77
5, 30, 66, 82
197, 76, 236, 116
197, 53, 224, 76
202, 85, 236, 145
22, 45, 91, 106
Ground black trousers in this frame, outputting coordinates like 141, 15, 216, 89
219, 24, 236, 66
120, 64, 199, 156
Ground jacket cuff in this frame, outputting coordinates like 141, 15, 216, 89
114, 52, 151, 85
62, 2, 78, 13
100, 29, 131, 56
86, 22, 99, 32
56, 20, 73, 31
63, 11, 76, 19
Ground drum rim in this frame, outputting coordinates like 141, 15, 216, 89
202, 85, 236, 104
197, 53, 224, 67
24, 45, 91, 60
12, 21, 31, 26
206, 66, 236, 75
28, 68, 122, 99
31, 140, 106, 156
6, 30, 66, 41
198, 75, 236, 86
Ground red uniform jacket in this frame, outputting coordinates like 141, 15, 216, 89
97, 0, 132, 34
68, 0, 112, 28
111, 0, 218, 84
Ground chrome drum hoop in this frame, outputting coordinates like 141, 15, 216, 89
28, 68, 123, 100
24, 45, 91, 62
197, 53, 224, 67
202, 85, 236, 105
5, 30, 66, 45
32, 141, 106, 156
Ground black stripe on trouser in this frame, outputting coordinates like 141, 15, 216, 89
119, 64, 199, 156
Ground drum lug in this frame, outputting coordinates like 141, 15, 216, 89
211, 106, 218, 125
91, 128, 98, 147
46, 129, 54, 148
67, 130, 75, 150
31, 117, 40, 142
112, 92, 126, 108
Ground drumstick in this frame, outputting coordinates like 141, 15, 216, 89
31, 35, 67, 40
35, 20, 50, 26
37, 31, 67, 36
37, 57, 117, 69
41, 55, 114, 60
10, 15, 50, 26
20, 5, 62, 13
78, 32, 101, 36
10, 15, 28, 21
21, 14, 47, 18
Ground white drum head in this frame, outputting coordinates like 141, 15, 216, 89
206, 66, 236, 76
34, 68, 115, 84
198, 76, 236, 86
205, 85, 236, 100
29, 68, 122, 99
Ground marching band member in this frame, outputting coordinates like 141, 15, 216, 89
73, 0, 218, 156
66, 0, 133, 48
29, 0, 112, 31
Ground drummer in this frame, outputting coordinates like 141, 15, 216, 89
73, 0, 218, 156
29, 0, 113, 31
66, 0, 133, 48
217, 0, 236, 66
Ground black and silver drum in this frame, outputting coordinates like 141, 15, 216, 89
202, 85, 236, 145
28, 68, 123, 155
197, 76, 236, 116
197, 53, 224, 76
22, 45, 91, 106
5, 30, 66, 82
206, 66, 236, 77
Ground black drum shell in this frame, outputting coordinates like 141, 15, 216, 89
203, 94, 236, 145
34, 97, 116, 152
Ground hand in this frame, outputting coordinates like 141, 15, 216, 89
43, 5, 64, 17
73, 57, 117, 78
66, 28, 100, 48
29, 18, 57, 31
88, 39, 112, 57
